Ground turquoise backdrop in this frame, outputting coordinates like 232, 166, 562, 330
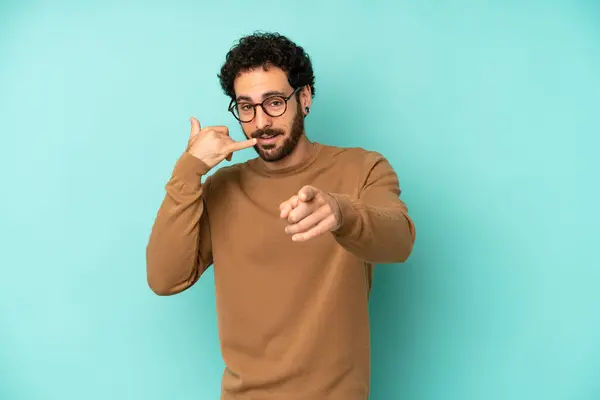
1, 1, 599, 399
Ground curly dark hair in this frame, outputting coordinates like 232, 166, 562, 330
218, 31, 315, 100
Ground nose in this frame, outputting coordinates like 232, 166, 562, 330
254, 106, 272, 130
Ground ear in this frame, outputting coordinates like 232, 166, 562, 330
300, 85, 312, 114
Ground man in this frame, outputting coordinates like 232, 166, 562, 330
146, 31, 416, 399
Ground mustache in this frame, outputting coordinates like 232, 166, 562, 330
251, 128, 284, 138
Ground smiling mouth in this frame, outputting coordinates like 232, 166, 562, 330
259, 133, 279, 139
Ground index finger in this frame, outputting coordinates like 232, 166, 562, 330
226, 138, 257, 153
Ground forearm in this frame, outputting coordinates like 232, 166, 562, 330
146, 152, 213, 295
328, 153, 416, 264
330, 193, 415, 263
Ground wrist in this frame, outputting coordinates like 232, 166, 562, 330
328, 193, 361, 238
326, 193, 343, 232
173, 152, 212, 185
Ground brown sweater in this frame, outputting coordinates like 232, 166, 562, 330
146, 142, 416, 399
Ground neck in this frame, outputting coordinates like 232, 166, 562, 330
261, 135, 314, 171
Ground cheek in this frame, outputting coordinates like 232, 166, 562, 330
240, 123, 254, 137
277, 115, 296, 133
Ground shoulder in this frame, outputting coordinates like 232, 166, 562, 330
202, 163, 243, 199
320, 143, 391, 171
319, 143, 400, 193
205, 163, 243, 184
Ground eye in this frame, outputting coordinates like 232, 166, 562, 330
239, 103, 253, 111
268, 99, 284, 107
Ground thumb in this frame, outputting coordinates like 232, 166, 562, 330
299, 185, 318, 201
189, 117, 201, 137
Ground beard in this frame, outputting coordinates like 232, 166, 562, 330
247, 102, 305, 162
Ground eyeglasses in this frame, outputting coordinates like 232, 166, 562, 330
228, 87, 301, 123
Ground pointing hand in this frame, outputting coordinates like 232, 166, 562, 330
279, 185, 342, 242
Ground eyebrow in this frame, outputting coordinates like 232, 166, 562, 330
236, 90, 287, 102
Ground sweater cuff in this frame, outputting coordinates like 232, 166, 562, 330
171, 152, 211, 186
329, 193, 363, 239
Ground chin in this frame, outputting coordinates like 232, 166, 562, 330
256, 145, 287, 162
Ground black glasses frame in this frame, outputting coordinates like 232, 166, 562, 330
228, 87, 302, 123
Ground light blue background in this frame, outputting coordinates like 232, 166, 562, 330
1, 1, 599, 399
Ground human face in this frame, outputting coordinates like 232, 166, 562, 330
232, 67, 307, 162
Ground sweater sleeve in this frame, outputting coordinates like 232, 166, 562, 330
328, 153, 416, 264
145, 152, 214, 295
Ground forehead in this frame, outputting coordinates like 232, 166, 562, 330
233, 66, 292, 102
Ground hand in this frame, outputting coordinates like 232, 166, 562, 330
279, 185, 342, 242
186, 117, 257, 169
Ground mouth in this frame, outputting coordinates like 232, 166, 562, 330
256, 133, 281, 145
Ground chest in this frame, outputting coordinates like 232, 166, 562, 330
206, 172, 357, 266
